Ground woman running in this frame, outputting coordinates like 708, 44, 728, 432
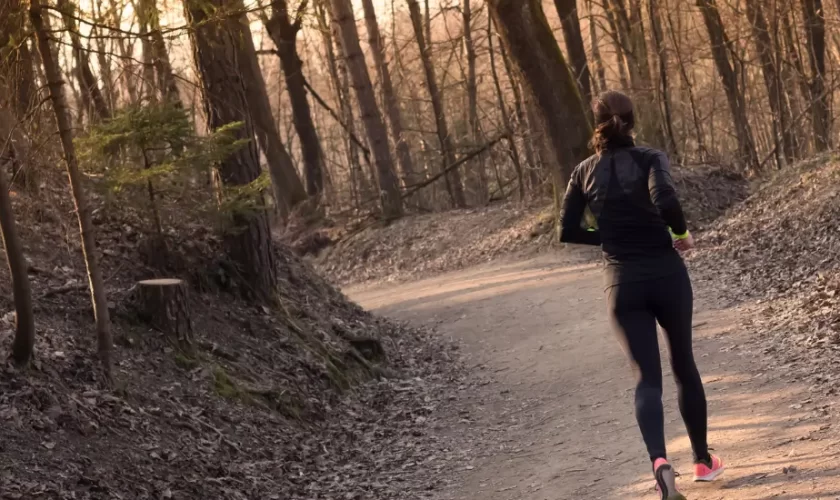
559, 90, 724, 499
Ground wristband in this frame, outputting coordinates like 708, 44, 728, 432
586, 227, 596, 232
669, 228, 690, 240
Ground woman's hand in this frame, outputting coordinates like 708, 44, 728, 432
673, 232, 695, 253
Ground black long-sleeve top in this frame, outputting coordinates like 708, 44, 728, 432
559, 144, 688, 287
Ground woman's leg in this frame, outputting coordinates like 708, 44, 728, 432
607, 282, 667, 462
650, 267, 711, 464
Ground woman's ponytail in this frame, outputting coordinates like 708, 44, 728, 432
589, 91, 635, 154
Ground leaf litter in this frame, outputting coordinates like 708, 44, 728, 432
0, 182, 475, 499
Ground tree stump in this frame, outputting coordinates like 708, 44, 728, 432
137, 279, 193, 350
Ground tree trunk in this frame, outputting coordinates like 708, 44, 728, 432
0, 107, 35, 367
184, 0, 278, 299
0, 0, 38, 192
587, 0, 607, 94
463, 0, 487, 204
30, 2, 114, 380
110, 0, 139, 104
781, 7, 811, 153
664, 0, 706, 160
360, 0, 416, 189
315, 0, 370, 206
424, 0, 431, 52
488, 17, 524, 201
137, 0, 181, 105
138, 7, 157, 101
695, 0, 760, 171
406, 0, 466, 208
607, 0, 665, 148
801, 0, 830, 151
92, 16, 115, 111
746, 0, 796, 163
136, 279, 193, 351
553, 0, 593, 105
263, 0, 325, 198
56, 0, 111, 122
488, 0, 591, 186
603, 4, 630, 90
500, 40, 539, 192
328, 0, 402, 218
231, 5, 307, 218
647, 0, 679, 158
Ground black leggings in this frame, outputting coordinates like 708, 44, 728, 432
606, 267, 710, 463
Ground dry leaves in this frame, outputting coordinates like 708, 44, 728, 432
691, 153, 840, 395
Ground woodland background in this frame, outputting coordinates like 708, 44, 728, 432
1, 0, 839, 498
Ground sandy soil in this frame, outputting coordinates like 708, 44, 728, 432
347, 254, 840, 500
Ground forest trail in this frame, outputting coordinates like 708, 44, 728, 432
346, 254, 840, 500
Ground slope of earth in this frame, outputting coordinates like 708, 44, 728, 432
347, 255, 840, 499
0, 182, 465, 498
311, 165, 747, 286
692, 153, 840, 399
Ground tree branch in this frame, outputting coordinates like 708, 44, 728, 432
401, 133, 507, 199
300, 76, 373, 166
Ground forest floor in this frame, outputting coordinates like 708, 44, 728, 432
347, 253, 840, 499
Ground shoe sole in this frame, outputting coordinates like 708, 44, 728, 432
694, 465, 725, 482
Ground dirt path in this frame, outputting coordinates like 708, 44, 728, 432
346, 255, 840, 500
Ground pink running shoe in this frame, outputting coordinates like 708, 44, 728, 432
654, 458, 687, 500
694, 454, 725, 482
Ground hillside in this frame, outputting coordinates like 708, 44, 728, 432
0, 182, 464, 499
693, 154, 840, 394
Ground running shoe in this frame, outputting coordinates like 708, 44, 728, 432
693, 454, 725, 482
654, 458, 687, 500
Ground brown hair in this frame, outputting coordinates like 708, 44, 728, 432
589, 90, 635, 153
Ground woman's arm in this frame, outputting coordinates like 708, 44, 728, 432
559, 173, 601, 246
648, 151, 688, 236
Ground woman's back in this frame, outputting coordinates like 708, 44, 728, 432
575, 146, 677, 263
558, 90, 689, 287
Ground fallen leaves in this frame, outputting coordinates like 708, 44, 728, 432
691, 154, 840, 398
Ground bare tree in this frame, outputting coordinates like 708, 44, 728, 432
607, 0, 666, 148
136, 0, 181, 105
30, 1, 114, 380
108, 0, 139, 104
360, 0, 417, 188
328, 0, 402, 218
603, 4, 629, 90
0, 107, 35, 367
801, 0, 830, 151
263, 0, 325, 198
406, 0, 466, 208
487, 0, 591, 188
487, 17, 524, 200
57, 0, 111, 121
746, 0, 796, 163
0, 0, 37, 117
647, 0, 679, 158
553, 0, 593, 105
586, 0, 607, 94
315, 0, 371, 206
231, 4, 308, 217
696, 0, 760, 171
462, 0, 487, 204
499, 39, 539, 191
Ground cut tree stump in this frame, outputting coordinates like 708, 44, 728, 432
137, 279, 193, 350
